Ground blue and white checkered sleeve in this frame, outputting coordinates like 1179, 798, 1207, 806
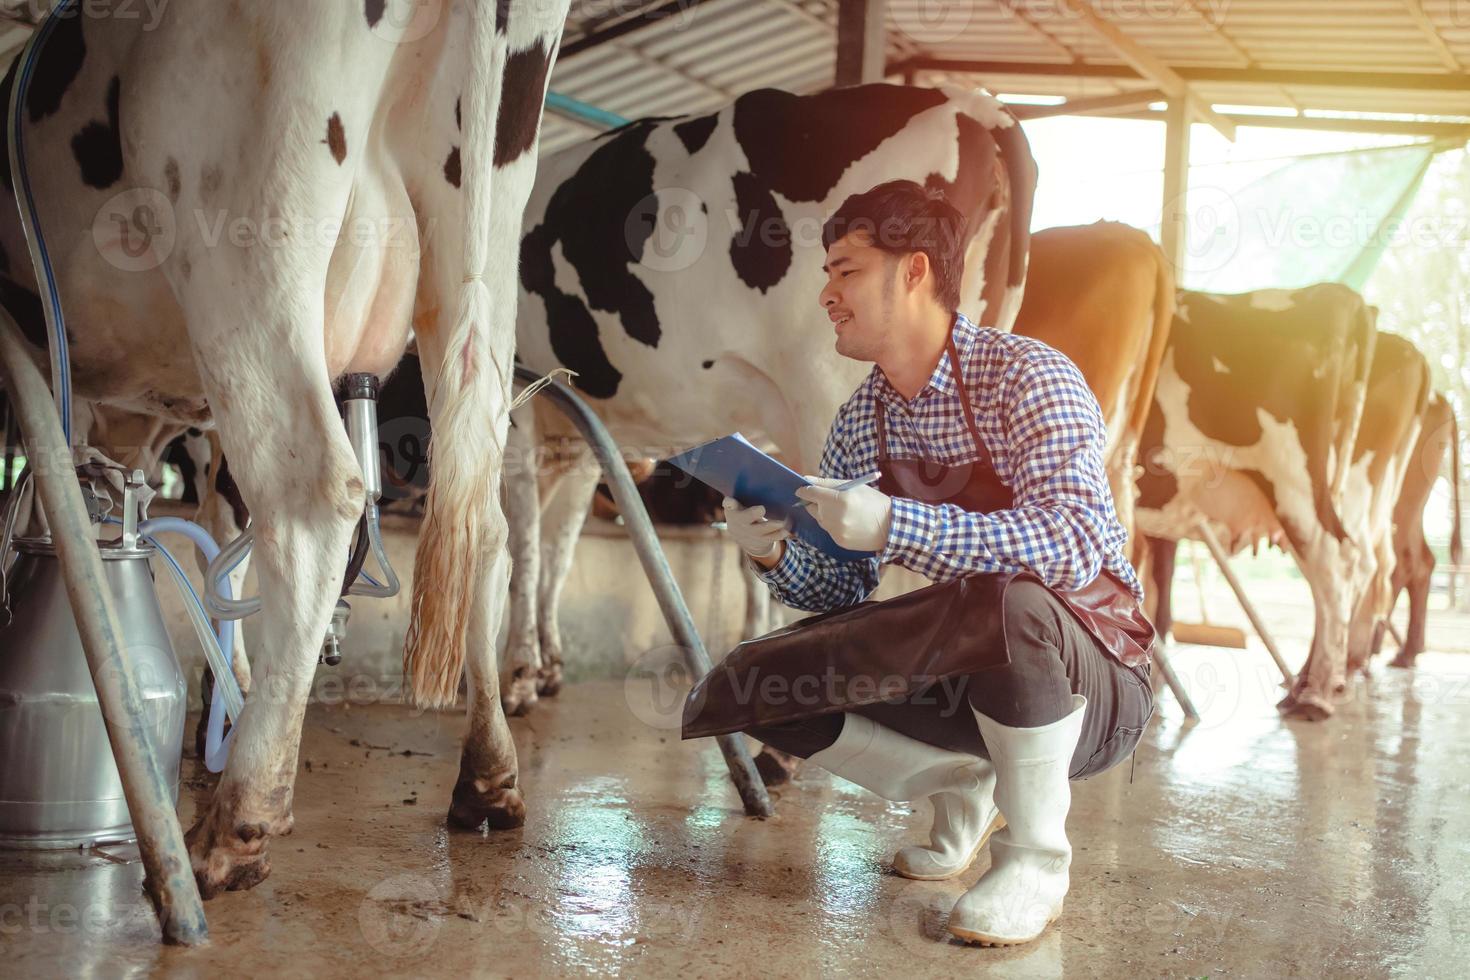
882, 350, 1117, 591
754, 412, 882, 613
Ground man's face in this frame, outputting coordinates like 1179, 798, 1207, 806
817, 232, 912, 362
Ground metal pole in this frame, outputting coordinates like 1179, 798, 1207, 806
1151, 643, 1200, 720
1386, 619, 1405, 649
836, 0, 886, 86
1194, 520, 1295, 685
518, 369, 773, 818
0, 312, 207, 944
1159, 97, 1192, 277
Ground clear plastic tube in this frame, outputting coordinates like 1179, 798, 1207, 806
110, 516, 246, 772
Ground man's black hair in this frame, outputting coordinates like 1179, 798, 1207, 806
821, 180, 968, 313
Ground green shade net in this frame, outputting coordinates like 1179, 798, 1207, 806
1180, 140, 1445, 292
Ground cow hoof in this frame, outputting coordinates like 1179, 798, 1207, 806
500, 668, 539, 717
185, 805, 288, 899
1388, 652, 1417, 670
1277, 690, 1333, 722
753, 745, 803, 787
448, 772, 526, 831
536, 660, 564, 698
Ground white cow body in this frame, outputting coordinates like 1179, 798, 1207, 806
502, 84, 1036, 709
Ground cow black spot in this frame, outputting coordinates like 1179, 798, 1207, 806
164, 157, 181, 202
731, 85, 947, 204
729, 171, 791, 293
443, 146, 461, 188
1134, 396, 1176, 512
673, 112, 717, 155
520, 119, 665, 399
365, 0, 386, 28
71, 75, 123, 190
325, 112, 347, 165
455, 96, 461, 133
702, 360, 714, 370
0, 275, 49, 349
493, 38, 552, 168
215, 455, 250, 529
27, 9, 86, 123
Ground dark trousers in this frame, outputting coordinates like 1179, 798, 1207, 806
747, 580, 1154, 780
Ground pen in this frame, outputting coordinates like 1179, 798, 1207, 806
790, 471, 882, 510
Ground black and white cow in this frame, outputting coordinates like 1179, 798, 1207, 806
1136, 285, 1380, 720
0, 0, 569, 895
501, 83, 1037, 712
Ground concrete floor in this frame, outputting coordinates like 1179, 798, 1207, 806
4, 642, 1469, 978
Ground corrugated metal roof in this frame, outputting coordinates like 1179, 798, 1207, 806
542, 0, 1470, 152
2, 1, 1465, 154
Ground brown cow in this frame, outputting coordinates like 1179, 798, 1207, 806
1339, 334, 1432, 678
1011, 221, 1175, 556
1378, 392, 1463, 668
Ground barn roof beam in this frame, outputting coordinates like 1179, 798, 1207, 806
1399, 0, 1463, 73
1008, 88, 1166, 120
1108, 109, 1470, 140
890, 59, 1470, 93
1052, 0, 1234, 140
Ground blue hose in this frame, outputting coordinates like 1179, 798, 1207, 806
7, 0, 80, 445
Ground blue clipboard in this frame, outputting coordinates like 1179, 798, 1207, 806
666, 433, 877, 562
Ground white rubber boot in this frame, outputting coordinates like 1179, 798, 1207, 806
947, 695, 1087, 947
807, 714, 1003, 880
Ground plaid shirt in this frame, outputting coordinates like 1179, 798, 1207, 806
757, 314, 1144, 612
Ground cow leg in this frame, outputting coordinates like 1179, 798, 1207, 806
500, 404, 542, 716
535, 450, 601, 697
181, 331, 362, 898
1145, 535, 1178, 641
1347, 536, 1394, 676
1391, 541, 1434, 668
1279, 532, 1358, 721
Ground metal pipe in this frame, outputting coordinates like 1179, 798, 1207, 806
1386, 618, 1405, 648
516, 368, 772, 818
1151, 643, 1200, 721
0, 310, 207, 944
544, 91, 630, 131
1194, 520, 1296, 685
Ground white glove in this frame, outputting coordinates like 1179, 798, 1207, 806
794, 476, 893, 552
722, 497, 791, 559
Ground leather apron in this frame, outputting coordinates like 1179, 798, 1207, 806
682, 334, 1156, 741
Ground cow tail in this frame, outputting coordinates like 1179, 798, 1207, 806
989, 116, 1036, 333
1124, 240, 1176, 442
404, 3, 508, 709
1451, 408, 1463, 568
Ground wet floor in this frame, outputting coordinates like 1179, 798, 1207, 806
3, 643, 1469, 978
